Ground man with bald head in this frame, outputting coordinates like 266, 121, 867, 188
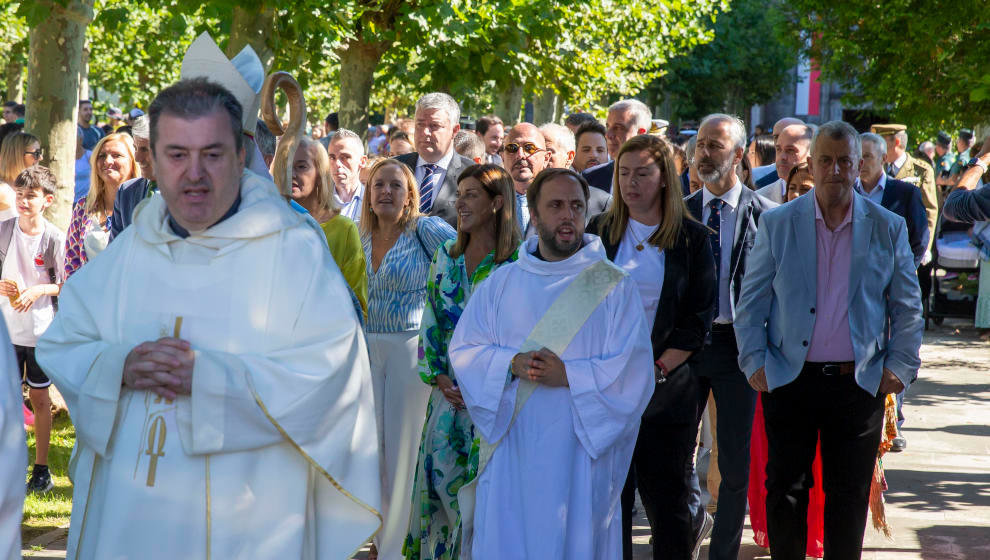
504, 123, 552, 236
754, 117, 805, 188
583, 99, 652, 192
756, 123, 815, 203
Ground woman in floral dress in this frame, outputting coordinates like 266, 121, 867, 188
404, 164, 520, 560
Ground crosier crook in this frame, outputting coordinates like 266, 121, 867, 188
261, 71, 307, 197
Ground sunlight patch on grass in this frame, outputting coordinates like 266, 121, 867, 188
22, 413, 75, 543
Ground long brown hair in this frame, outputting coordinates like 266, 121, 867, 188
601, 134, 693, 250
450, 164, 521, 263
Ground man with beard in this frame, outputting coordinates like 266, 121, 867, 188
583, 99, 652, 192
394, 92, 474, 227
572, 121, 608, 174
78, 99, 104, 151
684, 114, 777, 560
449, 168, 653, 559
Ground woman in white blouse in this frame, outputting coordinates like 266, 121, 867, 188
359, 158, 456, 560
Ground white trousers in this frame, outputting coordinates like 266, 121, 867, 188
367, 330, 433, 560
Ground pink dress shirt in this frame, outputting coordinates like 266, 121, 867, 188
805, 195, 856, 362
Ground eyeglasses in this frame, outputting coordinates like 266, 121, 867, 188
25, 149, 43, 160
502, 142, 544, 156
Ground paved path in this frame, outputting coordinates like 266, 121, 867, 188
24, 321, 989, 559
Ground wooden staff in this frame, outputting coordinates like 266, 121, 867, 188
261, 71, 307, 197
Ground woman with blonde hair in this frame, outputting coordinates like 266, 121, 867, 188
65, 132, 140, 277
288, 136, 368, 315
586, 134, 716, 560
360, 158, 456, 560
0, 132, 43, 220
404, 164, 520, 559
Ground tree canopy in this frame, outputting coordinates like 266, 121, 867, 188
777, 0, 990, 135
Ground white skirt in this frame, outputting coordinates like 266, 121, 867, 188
366, 330, 433, 559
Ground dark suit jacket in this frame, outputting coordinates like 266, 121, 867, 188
587, 186, 611, 222
944, 184, 990, 224
586, 214, 716, 424
684, 186, 777, 317
582, 160, 614, 193
109, 177, 152, 242
394, 151, 474, 227
755, 169, 779, 188
879, 177, 930, 266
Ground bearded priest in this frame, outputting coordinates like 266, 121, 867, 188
449, 168, 654, 559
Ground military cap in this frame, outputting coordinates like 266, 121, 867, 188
936, 131, 952, 148
959, 128, 974, 141
870, 123, 907, 136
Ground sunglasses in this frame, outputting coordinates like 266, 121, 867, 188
25, 149, 43, 159
502, 142, 544, 156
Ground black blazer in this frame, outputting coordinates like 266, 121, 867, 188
394, 151, 475, 227
109, 177, 152, 242
587, 214, 716, 423
582, 160, 614, 193
684, 187, 777, 315
880, 177, 931, 266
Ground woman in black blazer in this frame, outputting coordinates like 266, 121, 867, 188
586, 134, 716, 560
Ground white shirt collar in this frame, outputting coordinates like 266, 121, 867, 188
893, 151, 907, 171
416, 148, 455, 170
702, 180, 743, 210
855, 172, 887, 195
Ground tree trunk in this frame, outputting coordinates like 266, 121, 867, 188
227, 4, 276, 74
532, 89, 557, 125
26, 0, 94, 231
336, 39, 386, 141
494, 81, 524, 124
554, 95, 565, 124
78, 40, 89, 100
5, 39, 26, 103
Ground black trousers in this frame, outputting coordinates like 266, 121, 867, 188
762, 366, 885, 560
622, 417, 699, 560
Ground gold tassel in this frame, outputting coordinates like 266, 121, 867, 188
870, 393, 898, 538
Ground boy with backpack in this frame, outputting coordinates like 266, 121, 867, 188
0, 165, 64, 494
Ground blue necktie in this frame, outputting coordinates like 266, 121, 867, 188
420, 164, 441, 213
708, 199, 724, 316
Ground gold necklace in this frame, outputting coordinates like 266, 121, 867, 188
629, 223, 651, 251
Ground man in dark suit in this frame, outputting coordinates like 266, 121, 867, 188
684, 113, 778, 560
582, 99, 651, 193
393, 92, 474, 227
943, 143, 990, 222
857, 132, 930, 267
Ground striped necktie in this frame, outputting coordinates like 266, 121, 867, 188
420, 164, 441, 213
707, 198, 724, 316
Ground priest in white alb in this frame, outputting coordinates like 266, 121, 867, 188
35, 78, 381, 559
449, 168, 654, 559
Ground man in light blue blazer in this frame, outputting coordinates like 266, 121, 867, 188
734, 120, 922, 560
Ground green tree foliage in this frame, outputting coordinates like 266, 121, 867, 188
778, 0, 990, 133
652, 0, 794, 122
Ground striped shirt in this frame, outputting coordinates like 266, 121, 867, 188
363, 215, 457, 332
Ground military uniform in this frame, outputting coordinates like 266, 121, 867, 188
872, 124, 939, 254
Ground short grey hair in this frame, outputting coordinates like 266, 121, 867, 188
685, 136, 697, 164
539, 123, 575, 154
812, 120, 861, 159
894, 129, 908, 147
860, 132, 887, 158
329, 128, 365, 153
255, 119, 275, 156
415, 92, 460, 127
453, 130, 485, 161
608, 99, 652, 133
131, 115, 150, 140
699, 113, 747, 151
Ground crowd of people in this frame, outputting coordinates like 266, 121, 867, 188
1, 33, 988, 560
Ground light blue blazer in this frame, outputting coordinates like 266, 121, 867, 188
734, 192, 923, 396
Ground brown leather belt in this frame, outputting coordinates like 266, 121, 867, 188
803, 361, 855, 376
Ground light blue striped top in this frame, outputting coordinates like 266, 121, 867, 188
363, 215, 457, 333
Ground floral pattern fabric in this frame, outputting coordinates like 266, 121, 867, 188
403, 240, 517, 560
64, 197, 107, 279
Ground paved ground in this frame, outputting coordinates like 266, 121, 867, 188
23, 320, 989, 559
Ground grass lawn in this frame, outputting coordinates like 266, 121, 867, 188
21, 411, 75, 543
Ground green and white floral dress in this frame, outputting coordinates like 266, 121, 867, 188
403, 240, 517, 560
